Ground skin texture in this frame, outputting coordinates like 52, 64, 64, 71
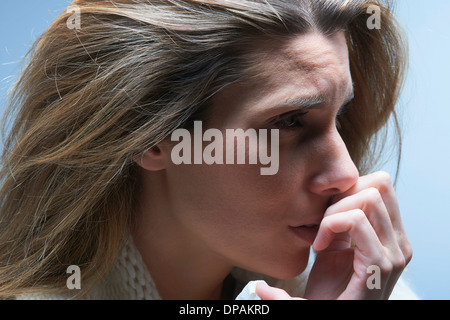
133, 30, 412, 300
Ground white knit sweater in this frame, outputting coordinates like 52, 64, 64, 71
17, 236, 419, 300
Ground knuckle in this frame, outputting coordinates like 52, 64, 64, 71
373, 171, 393, 192
397, 233, 413, 265
378, 257, 394, 274
364, 187, 383, 204
349, 209, 369, 230
374, 171, 392, 185
391, 254, 407, 272
403, 241, 413, 265
352, 209, 367, 222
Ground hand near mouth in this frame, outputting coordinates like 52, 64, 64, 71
256, 171, 413, 300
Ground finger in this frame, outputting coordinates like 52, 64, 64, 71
331, 172, 412, 262
255, 283, 300, 300
313, 209, 383, 263
324, 187, 397, 247
333, 172, 403, 233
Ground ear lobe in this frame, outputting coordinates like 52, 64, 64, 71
134, 146, 168, 171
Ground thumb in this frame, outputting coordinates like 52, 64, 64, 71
255, 282, 302, 300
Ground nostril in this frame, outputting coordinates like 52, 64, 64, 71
322, 187, 342, 199
326, 191, 347, 208
326, 195, 335, 208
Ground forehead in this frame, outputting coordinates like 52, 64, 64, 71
208, 31, 352, 126
249, 31, 351, 100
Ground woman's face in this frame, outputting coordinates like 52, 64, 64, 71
158, 31, 359, 279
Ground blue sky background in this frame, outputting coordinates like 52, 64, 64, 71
1, 1, 449, 300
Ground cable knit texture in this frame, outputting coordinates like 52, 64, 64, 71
83, 237, 162, 300
16, 236, 418, 300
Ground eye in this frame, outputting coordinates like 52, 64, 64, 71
337, 101, 352, 117
336, 101, 352, 130
273, 111, 309, 129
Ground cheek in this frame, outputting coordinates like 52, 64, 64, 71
165, 142, 306, 230
169, 164, 292, 245
164, 150, 311, 278
167, 162, 281, 218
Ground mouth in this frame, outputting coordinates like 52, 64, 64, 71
289, 224, 320, 245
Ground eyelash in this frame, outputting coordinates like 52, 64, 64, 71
336, 101, 352, 130
273, 101, 352, 130
273, 111, 309, 129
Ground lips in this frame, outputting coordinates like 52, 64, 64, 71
289, 224, 320, 245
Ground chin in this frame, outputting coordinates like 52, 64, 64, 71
259, 247, 311, 280
273, 260, 310, 280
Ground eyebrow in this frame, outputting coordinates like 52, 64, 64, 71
273, 95, 326, 111
271, 85, 355, 114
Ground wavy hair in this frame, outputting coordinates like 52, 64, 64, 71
0, 0, 407, 298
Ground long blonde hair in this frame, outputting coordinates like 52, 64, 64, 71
0, 0, 406, 298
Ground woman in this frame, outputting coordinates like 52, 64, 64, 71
0, 0, 416, 299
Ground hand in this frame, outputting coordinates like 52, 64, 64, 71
256, 171, 413, 300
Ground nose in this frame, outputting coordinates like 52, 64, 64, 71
308, 128, 359, 197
